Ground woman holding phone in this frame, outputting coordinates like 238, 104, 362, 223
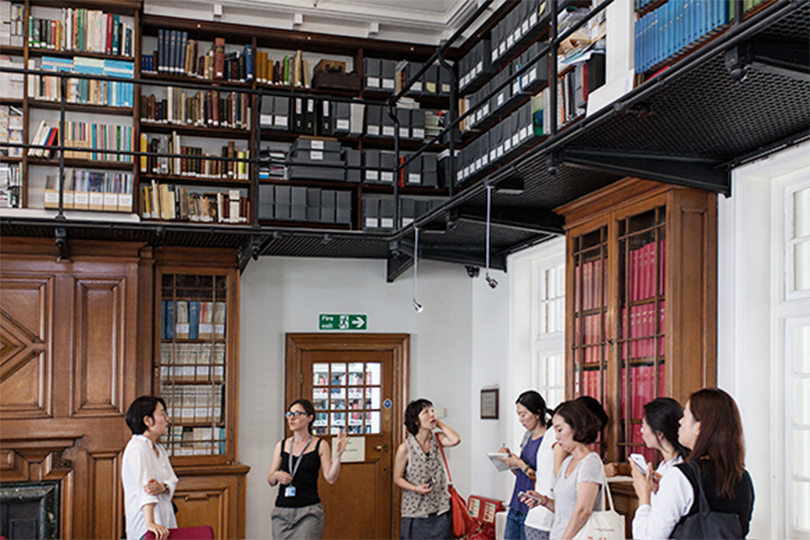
267, 399, 348, 540
629, 397, 689, 538
630, 388, 754, 539
394, 398, 461, 539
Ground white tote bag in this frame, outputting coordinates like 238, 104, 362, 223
572, 454, 626, 540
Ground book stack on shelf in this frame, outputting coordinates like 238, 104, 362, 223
43, 170, 133, 212
140, 133, 249, 180
633, 0, 761, 78
140, 182, 248, 223
28, 6, 134, 56
158, 275, 230, 457
28, 56, 134, 107
144, 31, 254, 83
26, 120, 58, 159
0, 161, 22, 208
141, 87, 251, 129
0, 56, 24, 99
0, 2, 24, 47
0, 104, 23, 157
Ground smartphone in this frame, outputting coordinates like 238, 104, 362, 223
517, 491, 542, 503
629, 453, 648, 475
427, 477, 435, 487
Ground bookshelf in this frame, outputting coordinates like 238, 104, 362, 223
556, 177, 717, 531
153, 248, 249, 539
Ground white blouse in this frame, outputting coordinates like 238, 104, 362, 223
631, 458, 693, 540
122, 435, 178, 540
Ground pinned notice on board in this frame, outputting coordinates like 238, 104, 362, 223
340, 436, 366, 463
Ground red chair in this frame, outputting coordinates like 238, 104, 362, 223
144, 526, 215, 539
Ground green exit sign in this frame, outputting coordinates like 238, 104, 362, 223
319, 314, 367, 331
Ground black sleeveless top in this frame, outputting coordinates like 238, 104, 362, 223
676, 459, 755, 538
275, 438, 322, 508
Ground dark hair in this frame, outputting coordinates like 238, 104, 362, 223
575, 395, 608, 431
686, 388, 746, 499
644, 397, 688, 458
516, 390, 551, 428
554, 400, 603, 445
404, 399, 433, 436
125, 396, 167, 435
289, 399, 316, 433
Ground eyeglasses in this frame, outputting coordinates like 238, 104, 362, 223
285, 411, 307, 419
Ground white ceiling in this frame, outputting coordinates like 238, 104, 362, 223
144, 0, 504, 46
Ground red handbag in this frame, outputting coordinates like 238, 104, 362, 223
439, 441, 477, 538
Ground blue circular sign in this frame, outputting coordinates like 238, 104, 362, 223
383, 399, 392, 409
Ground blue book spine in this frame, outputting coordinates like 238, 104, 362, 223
244, 44, 254, 81
158, 29, 165, 73
165, 300, 174, 340
189, 301, 200, 340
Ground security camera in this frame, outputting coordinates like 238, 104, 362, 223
465, 266, 480, 278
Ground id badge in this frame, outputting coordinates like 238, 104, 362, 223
285, 486, 296, 498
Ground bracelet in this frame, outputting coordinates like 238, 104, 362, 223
523, 464, 532, 475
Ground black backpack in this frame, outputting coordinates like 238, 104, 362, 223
670, 461, 743, 539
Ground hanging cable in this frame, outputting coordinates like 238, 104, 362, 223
412, 227, 424, 312
485, 184, 498, 289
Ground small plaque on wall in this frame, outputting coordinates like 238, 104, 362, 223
480, 388, 499, 419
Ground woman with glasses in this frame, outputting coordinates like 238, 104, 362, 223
122, 396, 178, 540
393, 398, 461, 539
267, 399, 348, 540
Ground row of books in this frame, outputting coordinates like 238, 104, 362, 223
0, 104, 23, 157
621, 364, 667, 421
629, 240, 666, 302
27, 120, 134, 162
159, 347, 226, 384
574, 257, 604, 312
0, 162, 22, 209
43, 170, 133, 212
139, 133, 250, 180
145, 31, 254, 83
28, 56, 134, 107
635, 0, 734, 74
28, 9, 135, 57
160, 384, 224, 424
0, 2, 24, 47
255, 49, 311, 88
556, 54, 606, 127
140, 88, 251, 129
140, 182, 248, 224
162, 427, 227, 456
0, 56, 24, 99
161, 300, 227, 341
622, 301, 666, 359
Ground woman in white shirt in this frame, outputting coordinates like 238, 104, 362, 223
122, 396, 178, 540
629, 397, 689, 539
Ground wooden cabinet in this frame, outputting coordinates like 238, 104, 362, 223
556, 177, 717, 531
171, 464, 250, 540
152, 247, 249, 538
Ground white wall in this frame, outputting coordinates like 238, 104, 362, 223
239, 256, 475, 539
717, 140, 810, 539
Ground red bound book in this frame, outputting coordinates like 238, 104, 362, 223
660, 239, 666, 296
213, 37, 225, 79
631, 248, 639, 302
659, 300, 666, 356
43, 127, 59, 158
106, 13, 113, 54
594, 258, 602, 308
584, 261, 592, 310
212, 91, 220, 127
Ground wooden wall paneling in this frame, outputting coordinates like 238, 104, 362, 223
88, 451, 122, 540
171, 465, 250, 540
0, 276, 53, 418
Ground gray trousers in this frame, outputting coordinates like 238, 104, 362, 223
271, 503, 325, 540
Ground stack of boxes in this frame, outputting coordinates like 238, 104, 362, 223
258, 184, 352, 225
363, 196, 448, 230
287, 138, 345, 181
489, 0, 554, 67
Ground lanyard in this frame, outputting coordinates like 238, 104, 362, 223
287, 435, 312, 480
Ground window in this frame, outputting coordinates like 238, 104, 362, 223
780, 176, 810, 538
531, 247, 566, 409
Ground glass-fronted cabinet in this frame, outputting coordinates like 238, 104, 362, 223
154, 251, 239, 466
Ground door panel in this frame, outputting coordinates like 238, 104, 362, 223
286, 334, 409, 540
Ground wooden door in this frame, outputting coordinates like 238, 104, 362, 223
286, 334, 409, 540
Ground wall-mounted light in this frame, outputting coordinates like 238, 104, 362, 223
485, 184, 498, 289
412, 227, 424, 312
